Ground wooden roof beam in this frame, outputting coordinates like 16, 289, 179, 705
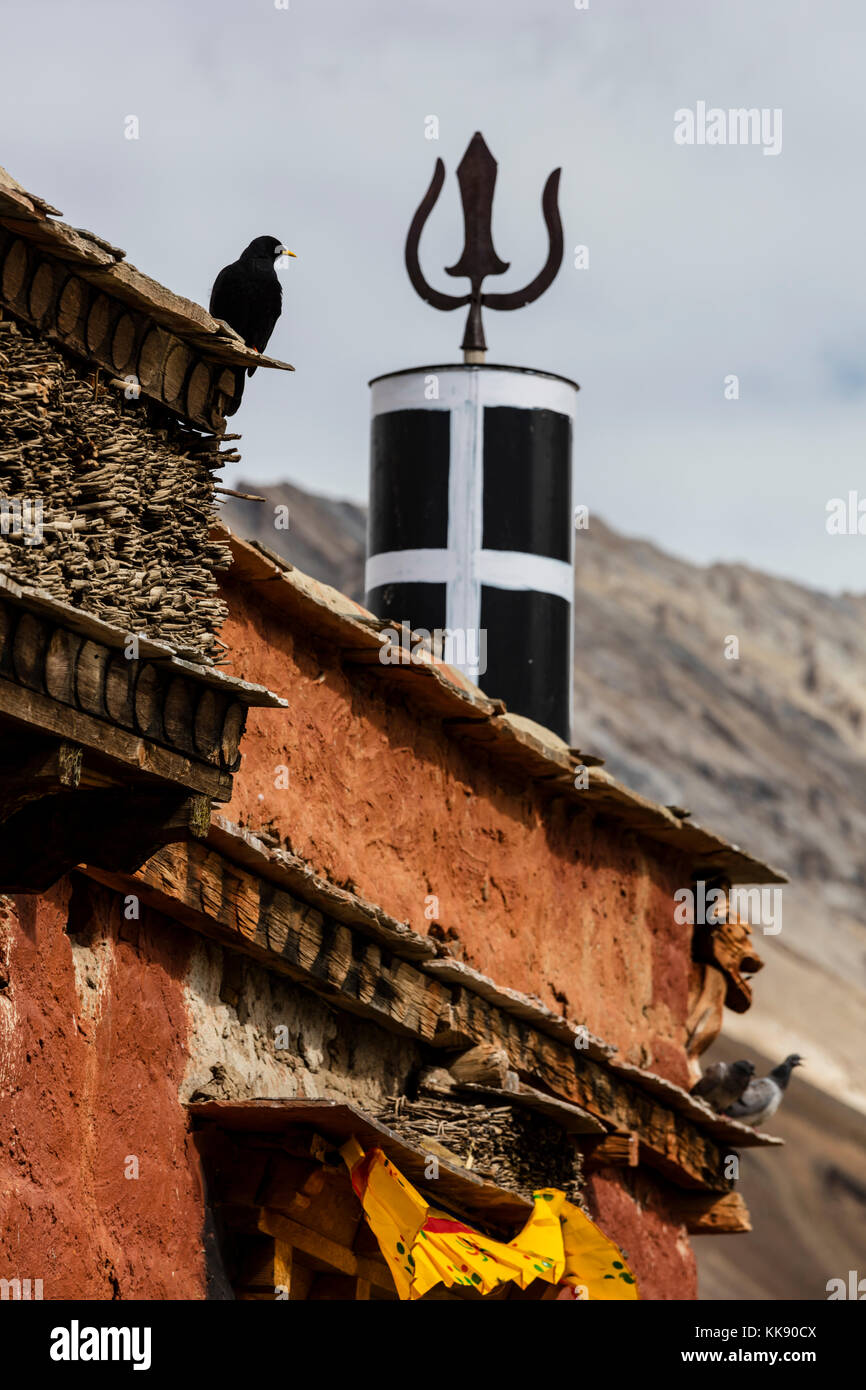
85, 839, 779, 1192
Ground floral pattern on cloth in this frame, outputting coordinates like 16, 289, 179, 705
340, 1136, 639, 1301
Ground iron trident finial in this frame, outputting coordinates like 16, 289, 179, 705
405, 131, 563, 360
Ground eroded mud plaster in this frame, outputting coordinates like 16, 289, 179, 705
181, 936, 421, 1109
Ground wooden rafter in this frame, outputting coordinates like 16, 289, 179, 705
0, 589, 283, 889
0, 593, 258, 790
89, 840, 782, 1192
0, 221, 292, 433
665, 1190, 752, 1235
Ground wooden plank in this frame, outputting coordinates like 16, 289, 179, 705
208, 816, 436, 961
229, 1207, 394, 1293
423, 956, 612, 1059
0, 674, 231, 798
9, 612, 277, 774
583, 1133, 639, 1169
274, 1241, 293, 1297
288, 1264, 313, 1301
259, 1157, 362, 1248
605, 1055, 783, 1147
667, 1190, 752, 1235
188, 1099, 533, 1228
422, 1068, 606, 1136
0, 573, 286, 707
449, 1043, 509, 1088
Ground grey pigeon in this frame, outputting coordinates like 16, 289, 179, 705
690, 1059, 755, 1112
724, 1054, 804, 1127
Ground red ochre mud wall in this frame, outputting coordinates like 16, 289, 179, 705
0, 872, 697, 1299
587, 1172, 698, 1300
0, 883, 207, 1300
219, 577, 696, 1089
0, 577, 704, 1299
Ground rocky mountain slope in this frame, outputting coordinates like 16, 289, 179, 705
566, 519, 866, 1116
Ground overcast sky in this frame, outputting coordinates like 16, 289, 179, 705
3, 0, 866, 592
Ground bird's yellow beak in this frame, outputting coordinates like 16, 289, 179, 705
281, 249, 297, 257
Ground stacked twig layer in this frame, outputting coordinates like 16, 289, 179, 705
376, 1094, 584, 1205
0, 319, 231, 660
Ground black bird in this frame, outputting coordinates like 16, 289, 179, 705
209, 236, 295, 375
690, 1059, 755, 1112
724, 1054, 804, 1127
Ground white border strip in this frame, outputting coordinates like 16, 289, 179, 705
365, 548, 453, 591
365, 548, 573, 604
477, 550, 574, 603
447, 369, 482, 659
371, 368, 577, 420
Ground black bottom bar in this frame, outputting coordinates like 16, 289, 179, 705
480, 587, 571, 740
7, 1297, 856, 1378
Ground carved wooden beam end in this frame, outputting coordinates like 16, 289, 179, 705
0, 597, 247, 775
0, 230, 241, 432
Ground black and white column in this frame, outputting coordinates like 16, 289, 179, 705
365, 363, 577, 741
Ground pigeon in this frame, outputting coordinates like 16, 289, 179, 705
209, 236, 295, 375
724, 1054, 804, 1127
690, 1059, 755, 1112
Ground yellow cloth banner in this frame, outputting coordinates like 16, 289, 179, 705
341, 1137, 639, 1301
